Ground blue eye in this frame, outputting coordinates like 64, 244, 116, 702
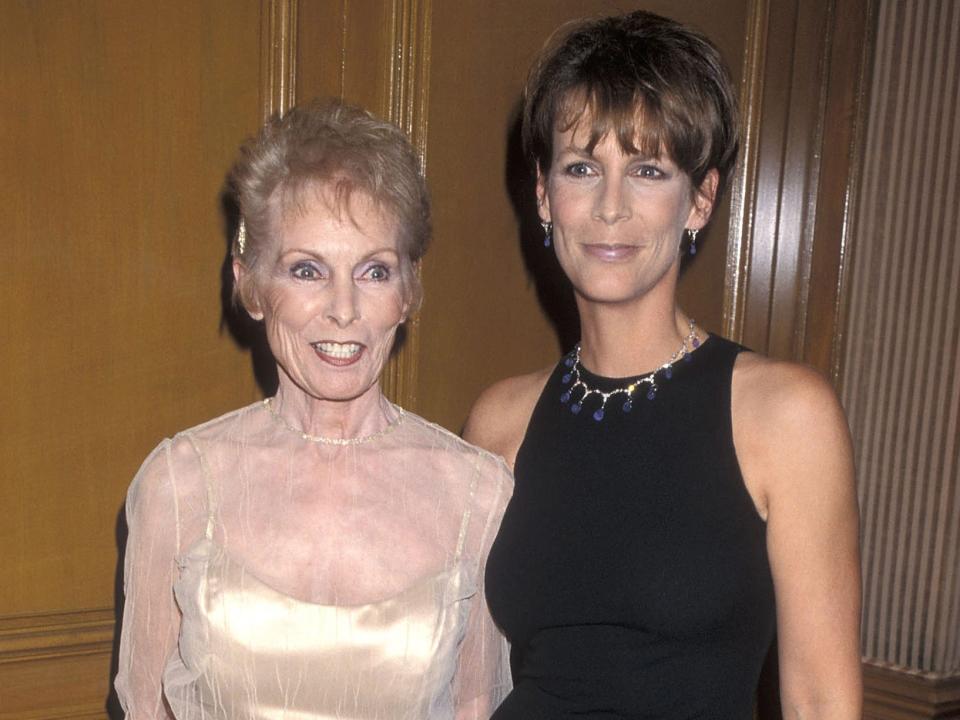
565, 162, 595, 178
290, 261, 323, 280
360, 263, 391, 282
635, 165, 666, 179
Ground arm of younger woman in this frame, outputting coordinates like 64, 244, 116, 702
733, 356, 862, 719
115, 441, 182, 720
464, 369, 551, 469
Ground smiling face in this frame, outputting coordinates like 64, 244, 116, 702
238, 187, 410, 404
537, 115, 716, 307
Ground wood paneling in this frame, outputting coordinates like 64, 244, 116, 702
0, 610, 114, 719
863, 663, 960, 720
1, 0, 263, 715
726, 0, 873, 374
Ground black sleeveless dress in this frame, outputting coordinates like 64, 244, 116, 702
485, 335, 775, 719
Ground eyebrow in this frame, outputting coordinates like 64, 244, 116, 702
277, 247, 401, 262
557, 145, 662, 162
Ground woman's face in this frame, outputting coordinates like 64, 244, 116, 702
537, 117, 715, 306
241, 189, 409, 403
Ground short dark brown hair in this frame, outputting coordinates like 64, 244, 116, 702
523, 10, 738, 200
230, 98, 430, 309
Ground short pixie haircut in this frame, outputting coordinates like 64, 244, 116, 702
230, 98, 430, 308
523, 10, 739, 201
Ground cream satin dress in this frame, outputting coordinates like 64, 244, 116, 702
116, 400, 512, 720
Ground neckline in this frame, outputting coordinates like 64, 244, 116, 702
262, 397, 405, 446
182, 537, 467, 609
575, 332, 715, 386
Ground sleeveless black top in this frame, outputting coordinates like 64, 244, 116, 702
485, 335, 775, 719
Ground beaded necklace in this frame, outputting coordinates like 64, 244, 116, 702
263, 397, 405, 445
560, 319, 701, 421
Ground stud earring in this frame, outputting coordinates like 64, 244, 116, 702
687, 228, 699, 256
541, 221, 553, 247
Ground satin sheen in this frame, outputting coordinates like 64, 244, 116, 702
116, 401, 512, 720
165, 538, 472, 719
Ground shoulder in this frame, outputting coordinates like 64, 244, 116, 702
732, 352, 847, 433
731, 353, 854, 514
463, 366, 553, 469
400, 410, 515, 520
128, 402, 261, 513
401, 410, 514, 484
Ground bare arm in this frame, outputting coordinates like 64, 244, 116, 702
733, 356, 862, 719
463, 369, 551, 470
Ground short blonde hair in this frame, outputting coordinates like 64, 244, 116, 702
230, 98, 430, 310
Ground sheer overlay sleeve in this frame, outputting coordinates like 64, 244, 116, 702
115, 440, 182, 720
453, 452, 514, 719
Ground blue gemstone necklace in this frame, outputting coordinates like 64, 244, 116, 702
560, 319, 701, 422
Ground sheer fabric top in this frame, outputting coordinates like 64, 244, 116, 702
116, 399, 513, 720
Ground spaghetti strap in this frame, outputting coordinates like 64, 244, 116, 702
185, 434, 217, 541
453, 457, 482, 562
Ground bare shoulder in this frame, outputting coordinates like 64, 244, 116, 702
732, 352, 847, 432
731, 352, 854, 517
463, 366, 553, 469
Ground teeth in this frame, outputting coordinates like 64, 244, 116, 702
313, 342, 362, 358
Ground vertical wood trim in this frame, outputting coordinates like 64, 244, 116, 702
260, 0, 299, 120
379, 0, 432, 410
814, 0, 876, 384
724, 0, 767, 343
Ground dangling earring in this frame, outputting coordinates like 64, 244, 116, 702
687, 228, 699, 256
541, 221, 553, 247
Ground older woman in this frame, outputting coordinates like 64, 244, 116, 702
466, 10, 861, 720
116, 99, 511, 720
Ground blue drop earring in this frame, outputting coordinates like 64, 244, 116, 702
541, 220, 553, 247
687, 228, 699, 256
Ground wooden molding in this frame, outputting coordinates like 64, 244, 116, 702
802, 0, 876, 383
0, 608, 114, 662
864, 663, 960, 720
260, 0, 298, 120
724, 0, 767, 344
0, 705, 106, 720
0, 608, 115, 720
380, 0, 432, 411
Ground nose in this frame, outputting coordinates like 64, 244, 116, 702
325, 276, 360, 327
593, 179, 631, 225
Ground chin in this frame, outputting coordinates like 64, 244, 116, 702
572, 278, 657, 305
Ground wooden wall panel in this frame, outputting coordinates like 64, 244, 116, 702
726, 0, 873, 374
1, 0, 263, 716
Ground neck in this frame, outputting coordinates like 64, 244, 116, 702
271, 375, 395, 441
575, 269, 695, 377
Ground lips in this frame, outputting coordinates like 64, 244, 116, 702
581, 243, 641, 261
310, 341, 365, 366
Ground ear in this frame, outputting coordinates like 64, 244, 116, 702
535, 165, 552, 223
686, 169, 719, 230
399, 260, 422, 322
233, 259, 264, 321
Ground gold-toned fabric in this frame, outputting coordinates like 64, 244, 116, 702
116, 400, 512, 720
